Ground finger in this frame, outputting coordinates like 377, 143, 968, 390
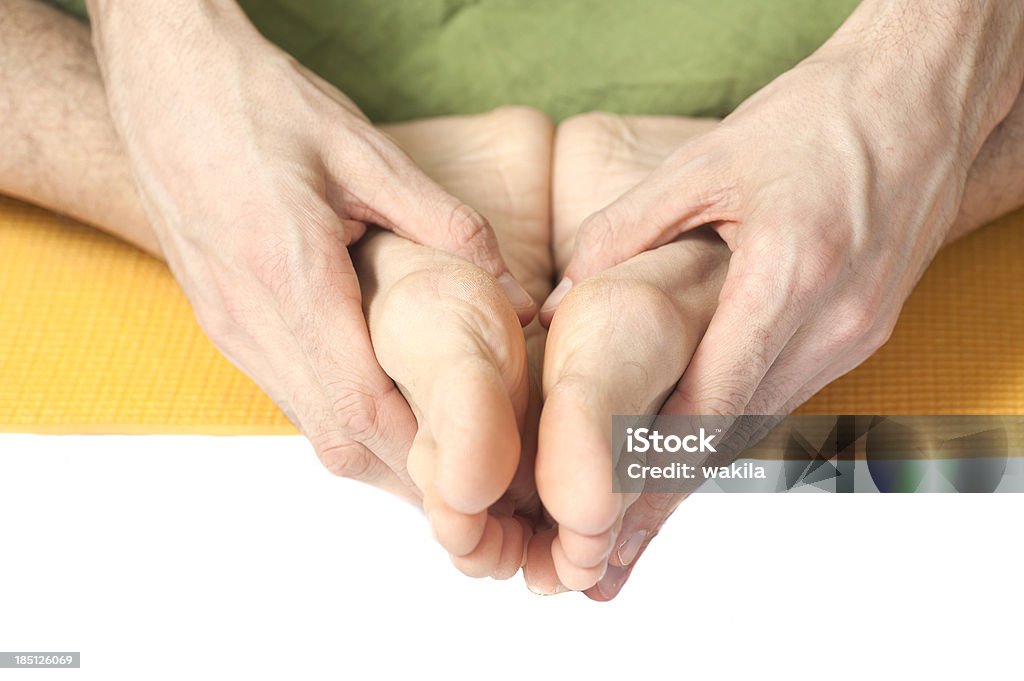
541, 150, 734, 323
199, 304, 415, 500
180, 234, 414, 497
550, 113, 721, 276
661, 252, 805, 417
264, 230, 420, 486
381, 108, 556, 310
744, 304, 898, 415
741, 345, 830, 416
769, 342, 885, 417
584, 492, 686, 601
326, 124, 537, 325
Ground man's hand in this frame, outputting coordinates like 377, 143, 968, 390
85, 1, 535, 497
543, 0, 1024, 419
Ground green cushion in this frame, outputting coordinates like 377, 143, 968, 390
49, 0, 858, 122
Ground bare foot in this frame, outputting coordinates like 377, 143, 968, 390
354, 108, 553, 579
528, 113, 729, 594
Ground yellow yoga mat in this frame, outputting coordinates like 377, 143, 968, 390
1, 195, 1022, 434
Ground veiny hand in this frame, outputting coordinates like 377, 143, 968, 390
544, 1, 1023, 420
86, 2, 535, 498
535, 0, 1024, 598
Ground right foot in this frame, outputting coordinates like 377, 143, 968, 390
530, 113, 731, 595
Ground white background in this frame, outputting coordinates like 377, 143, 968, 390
1, 435, 1020, 680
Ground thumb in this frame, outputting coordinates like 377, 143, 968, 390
540, 161, 732, 327
328, 130, 537, 325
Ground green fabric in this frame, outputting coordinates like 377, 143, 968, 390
50, 0, 858, 122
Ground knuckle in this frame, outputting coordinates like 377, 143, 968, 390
636, 492, 682, 519
743, 381, 791, 416
735, 236, 841, 310
864, 314, 897, 354
446, 202, 492, 254
576, 210, 617, 255
697, 393, 748, 417
719, 258, 775, 307
311, 433, 375, 480
676, 375, 752, 416
830, 299, 881, 348
329, 382, 385, 445
798, 243, 845, 294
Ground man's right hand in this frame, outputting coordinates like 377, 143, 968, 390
85, 0, 535, 498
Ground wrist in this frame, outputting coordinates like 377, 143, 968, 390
86, 0, 255, 67
815, 0, 1024, 165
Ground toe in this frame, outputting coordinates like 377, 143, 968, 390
450, 514, 504, 578
523, 529, 566, 596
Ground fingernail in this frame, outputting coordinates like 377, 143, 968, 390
541, 278, 572, 315
615, 530, 649, 567
595, 564, 629, 601
498, 273, 536, 313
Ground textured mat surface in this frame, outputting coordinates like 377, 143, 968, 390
1, 196, 1022, 433
0, 198, 291, 433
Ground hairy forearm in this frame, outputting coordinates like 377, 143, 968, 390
819, 0, 1024, 165
84, 0, 248, 61
2, 0, 1021, 261
0, 0, 156, 253
949, 85, 1024, 243
82, 0, 276, 162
